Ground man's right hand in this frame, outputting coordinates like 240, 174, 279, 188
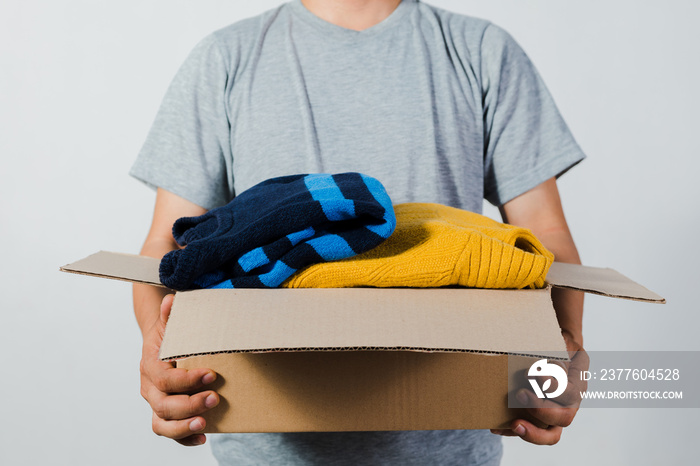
139, 294, 220, 446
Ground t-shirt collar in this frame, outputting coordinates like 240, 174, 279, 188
289, 0, 417, 40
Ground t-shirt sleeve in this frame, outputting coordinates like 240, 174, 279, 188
480, 24, 585, 206
129, 34, 234, 210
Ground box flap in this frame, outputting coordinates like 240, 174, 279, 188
160, 287, 568, 360
60, 252, 664, 303
60, 251, 164, 287
546, 262, 665, 303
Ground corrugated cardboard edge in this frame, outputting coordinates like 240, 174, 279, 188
546, 262, 665, 303
164, 347, 565, 359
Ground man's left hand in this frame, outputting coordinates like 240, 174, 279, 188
490, 332, 589, 445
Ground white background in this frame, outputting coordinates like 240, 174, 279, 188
2, 1, 698, 465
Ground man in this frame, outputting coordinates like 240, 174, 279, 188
131, 0, 585, 463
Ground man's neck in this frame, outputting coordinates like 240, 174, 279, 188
301, 0, 403, 31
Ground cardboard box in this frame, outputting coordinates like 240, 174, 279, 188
61, 251, 664, 432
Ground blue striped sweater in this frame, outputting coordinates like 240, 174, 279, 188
159, 173, 396, 290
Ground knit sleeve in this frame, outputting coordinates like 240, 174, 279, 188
129, 33, 234, 210
480, 24, 585, 206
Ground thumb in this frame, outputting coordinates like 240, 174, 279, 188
160, 294, 175, 327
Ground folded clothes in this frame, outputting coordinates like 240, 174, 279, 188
159, 173, 396, 290
282, 203, 554, 290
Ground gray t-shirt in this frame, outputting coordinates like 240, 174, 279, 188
131, 0, 585, 464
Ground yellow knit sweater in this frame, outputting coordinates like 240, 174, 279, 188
282, 203, 554, 289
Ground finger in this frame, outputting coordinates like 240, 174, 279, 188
569, 349, 591, 372
516, 389, 578, 427
558, 381, 587, 407
176, 434, 207, 447
520, 369, 586, 407
160, 294, 175, 326
509, 419, 564, 445
524, 387, 581, 410
143, 360, 217, 394
148, 386, 219, 421
152, 412, 208, 440
490, 429, 519, 437
526, 405, 576, 428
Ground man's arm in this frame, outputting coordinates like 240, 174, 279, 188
134, 188, 220, 446
494, 177, 586, 445
499, 177, 583, 346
